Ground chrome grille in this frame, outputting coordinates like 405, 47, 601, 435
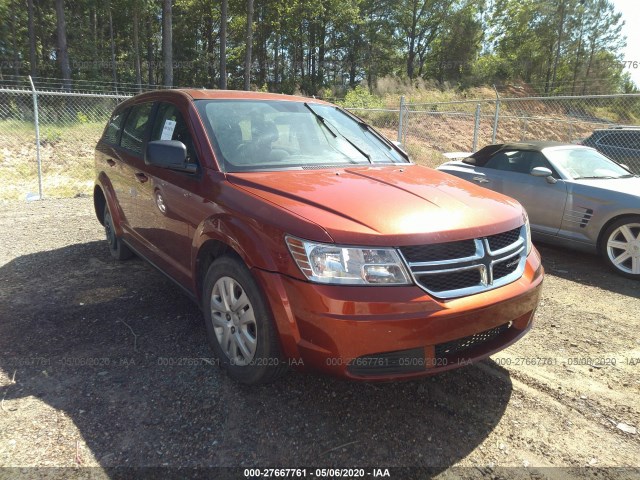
399, 225, 527, 299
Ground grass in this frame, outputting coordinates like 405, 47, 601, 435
0, 121, 104, 201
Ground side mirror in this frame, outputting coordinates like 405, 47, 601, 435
145, 140, 197, 174
530, 166, 557, 184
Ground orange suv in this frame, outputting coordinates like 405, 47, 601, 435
94, 90, 544, 384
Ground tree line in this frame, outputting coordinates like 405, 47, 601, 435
0, 0, 635, 96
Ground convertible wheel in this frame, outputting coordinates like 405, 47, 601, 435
203, 255, 287, 384
602, 216, 640, 279
104, 205, 133, 260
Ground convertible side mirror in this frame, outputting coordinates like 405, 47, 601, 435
145, 140, 197, 174
530, 166, 557, 184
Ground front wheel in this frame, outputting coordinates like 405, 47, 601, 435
202, 255, 287, 384
601, 216, 640, 279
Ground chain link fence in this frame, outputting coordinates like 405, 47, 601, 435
397, 94, 640, 172
1, 78, 639, 201
0, 85, 130, 201
0, 89, 39, 200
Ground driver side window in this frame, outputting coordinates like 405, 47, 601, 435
151, 103, 199, 165
485, 150, 554, 176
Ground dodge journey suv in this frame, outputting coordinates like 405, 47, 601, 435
94, 90, 543, 384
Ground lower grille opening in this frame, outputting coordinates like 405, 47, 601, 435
435, 323, 511, 360
347, 347, 425, 376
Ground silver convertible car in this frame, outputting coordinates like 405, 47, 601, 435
438, 141, 640, 279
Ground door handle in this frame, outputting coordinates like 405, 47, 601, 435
134, 172, 149, 183
106, 159, 116, 166
473, 176, 489, 183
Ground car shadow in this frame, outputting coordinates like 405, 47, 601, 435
535, 243, 640, 298
0, 241, 513, 473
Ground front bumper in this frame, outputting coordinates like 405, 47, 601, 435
254, 247, 544, 380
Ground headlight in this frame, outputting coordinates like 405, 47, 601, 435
285, 236, 411, 285
523, 211, 532, 255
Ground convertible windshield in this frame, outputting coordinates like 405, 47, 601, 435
195, 99, 408, 172
545, 147, 631, 179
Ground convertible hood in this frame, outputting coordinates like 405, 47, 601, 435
573, 177, 640, 197
227, 165, 525, 245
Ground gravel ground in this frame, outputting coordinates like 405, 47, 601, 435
0, 198, 639, 479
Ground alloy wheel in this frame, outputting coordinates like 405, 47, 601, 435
210, 276, 258, 365
606, 222, 640, 275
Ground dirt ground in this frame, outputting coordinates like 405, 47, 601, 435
0, 198, 639, 479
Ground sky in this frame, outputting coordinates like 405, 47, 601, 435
613, 0, 640, 88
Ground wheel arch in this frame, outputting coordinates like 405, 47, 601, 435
194, 238, 242, 304
192, 216, 303, 362
596, 213, 640, 254
94, 174, 124, 236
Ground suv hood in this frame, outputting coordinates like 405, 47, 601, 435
228, 165, 525, 245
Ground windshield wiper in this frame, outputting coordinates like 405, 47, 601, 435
355, 119, 408, 163
342, 109, 409, 163
304, 103, 372, 164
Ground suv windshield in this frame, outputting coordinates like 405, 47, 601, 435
196, 99, 408, 172
545, 147, 632, 179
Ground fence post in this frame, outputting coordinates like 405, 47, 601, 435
28, 75, 43, 200
472, 103, 481, 151
491, 85, 500, 144
397, 95, 405, 143
568, 121, 575, 143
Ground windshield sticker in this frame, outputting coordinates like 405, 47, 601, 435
160, 119, 177, 140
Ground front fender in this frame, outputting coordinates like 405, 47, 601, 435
192, 213, 290, 273
191, 214, 305, 361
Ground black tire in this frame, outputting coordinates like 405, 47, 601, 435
202, 255, 287, 384
103, 204, 133, 260
600, 215, 640, 279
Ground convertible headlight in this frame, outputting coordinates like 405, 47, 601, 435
285, 236, 411, 285
524, 212, 532, 255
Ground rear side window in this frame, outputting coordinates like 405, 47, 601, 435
121, 103, 153, 156
103, 109, 127, 145
484, 150, 528, 172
